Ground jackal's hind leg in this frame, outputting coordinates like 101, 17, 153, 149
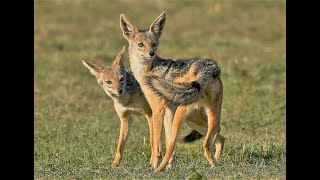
214, 134, 225, 160
203, 106, 220, 168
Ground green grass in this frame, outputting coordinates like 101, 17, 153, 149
34, 0, 286, 179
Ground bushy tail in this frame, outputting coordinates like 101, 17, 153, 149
183, 130, 203, 143
144, 75, 202, 105
143, 65, 220, 105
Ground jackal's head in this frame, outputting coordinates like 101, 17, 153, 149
120, 11, 166, 61
82, 46, 127, 98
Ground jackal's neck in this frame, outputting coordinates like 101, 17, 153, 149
111, 92, 129, 106
128, 52, 153, 83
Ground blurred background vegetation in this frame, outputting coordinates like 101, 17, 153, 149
34, 0, 285, 179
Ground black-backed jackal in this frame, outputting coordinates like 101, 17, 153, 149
82, 46, 224, 168
120, 12, 224, 171
82, 46, 153, 167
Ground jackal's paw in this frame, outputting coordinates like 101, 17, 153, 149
154, 165, 166, 172
150, 158, 159, 169
214, 155, 220, 160
214, 151, 222, 160
154, 168, 161, 172
165, 163, 173, 170
149, 157, 153, 165
151, 162, 158, 169
111, 160, 120, 167
210, 161, 217, 168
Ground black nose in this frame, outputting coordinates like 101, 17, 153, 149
118, 89, 123, 95
149, 51, 155, 56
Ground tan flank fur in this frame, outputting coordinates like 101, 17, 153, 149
82, 46, 224, 168
120, 12, 224, 171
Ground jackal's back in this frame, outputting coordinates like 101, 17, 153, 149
150, 56, 220, 79
125, 68, 144, 96
144, 56, 221, 105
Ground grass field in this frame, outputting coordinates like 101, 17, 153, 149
34, 0, 286, 179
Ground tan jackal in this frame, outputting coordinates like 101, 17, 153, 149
82, 46, 224, 168
82, 46, 153, 167
120, 12, 224, 171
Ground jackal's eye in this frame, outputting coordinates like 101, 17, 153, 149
120, 77, 125, 82
106, 80, 112, 84
152, 43, 157, 47
138, 43, 144, 47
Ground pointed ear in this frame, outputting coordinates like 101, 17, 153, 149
82, 60, 103, 76
149, 11, 166, 38
120, 14, 138, 40
112, 45, 126, 67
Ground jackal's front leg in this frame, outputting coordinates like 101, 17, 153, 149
145, 115, 155, 165
163, 106, 176, 169
150, 106, 165, 169
155, 106, 189, 172
112, 114, 133, 167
